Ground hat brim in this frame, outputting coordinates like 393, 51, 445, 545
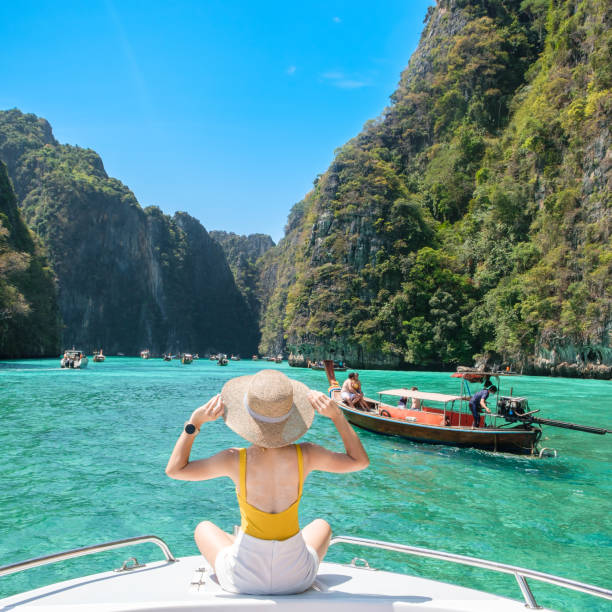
221, 374, 314, 448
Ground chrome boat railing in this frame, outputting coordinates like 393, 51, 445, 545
2, 533, 609, 610
330, 535, 612, 609
0, 535, 176, 579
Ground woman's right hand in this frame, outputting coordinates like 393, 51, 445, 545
190, 394, 224, 429
308, 390, 342, 420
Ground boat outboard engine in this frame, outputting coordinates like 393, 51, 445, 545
497, 394, 610, 435
497, 396, 529, 422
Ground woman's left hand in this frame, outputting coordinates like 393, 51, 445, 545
190, 394, 224, 429
308, 390, 342, 420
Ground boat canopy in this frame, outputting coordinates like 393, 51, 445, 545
452, 370, 516, 379
378, 389, 464, 403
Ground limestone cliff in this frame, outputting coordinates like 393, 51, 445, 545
258, 0, 611, 377
210, 231, 275, 326
0, 109, 259, 356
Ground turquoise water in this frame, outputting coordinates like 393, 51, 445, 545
0, 358, 610, 610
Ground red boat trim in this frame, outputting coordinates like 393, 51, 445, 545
338, 404, 535, 435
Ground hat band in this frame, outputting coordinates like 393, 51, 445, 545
244, 394, 291, 424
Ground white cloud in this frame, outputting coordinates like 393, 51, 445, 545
336, 80, 367, 89
321, 71, 368, 89
321, 71, 344, 80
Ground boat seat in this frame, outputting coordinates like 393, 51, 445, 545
378, 406, 445, 426
417, 412, 445, 426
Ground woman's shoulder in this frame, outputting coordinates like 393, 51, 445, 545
298, 441, 327, 462
214, 447, 242, 466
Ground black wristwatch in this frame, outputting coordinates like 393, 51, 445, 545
184, 423, 197, 435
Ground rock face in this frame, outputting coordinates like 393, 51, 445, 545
0, 110, 259, 356
258, 0, 612, 377
0, 161, 60, 357
209, 231, 275, 324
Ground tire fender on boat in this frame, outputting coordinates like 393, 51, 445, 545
380, 409, 391, 418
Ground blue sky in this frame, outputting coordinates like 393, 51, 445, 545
1, 0, 433, 242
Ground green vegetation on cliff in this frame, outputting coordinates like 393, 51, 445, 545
0, 161, 60, 357
259, 0, 611, 373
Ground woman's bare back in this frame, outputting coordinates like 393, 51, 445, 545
239, 445, 300, 513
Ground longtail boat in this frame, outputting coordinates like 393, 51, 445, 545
322, 361, 609, 456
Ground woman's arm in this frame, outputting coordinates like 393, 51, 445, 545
165, 394, 238, 482
303, 391, 369, 474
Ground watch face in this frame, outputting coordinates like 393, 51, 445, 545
184, 423, 196, 434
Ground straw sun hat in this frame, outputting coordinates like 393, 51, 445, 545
221, 369, 314, 448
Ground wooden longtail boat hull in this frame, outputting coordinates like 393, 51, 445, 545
339, 404, 540, 454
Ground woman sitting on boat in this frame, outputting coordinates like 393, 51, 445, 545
349, 372, 369, 410
166, 369, 369, 595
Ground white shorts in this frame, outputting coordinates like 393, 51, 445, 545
341, 391, 356, 401
214, 530, 319, 595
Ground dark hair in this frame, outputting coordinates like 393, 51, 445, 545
488, 385, 497, 394
411, 386, 418, 391
348, 372, 356, 379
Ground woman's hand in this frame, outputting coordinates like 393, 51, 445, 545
190, 394, 224, 429
308, 390, 342, 420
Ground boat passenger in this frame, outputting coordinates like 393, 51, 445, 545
351, 373, 369, 410
398, 396, 408, 408
410, 386, 421, 411
166, 369, 369, 596
341, 373, 358, 408
468, 385, 497, 428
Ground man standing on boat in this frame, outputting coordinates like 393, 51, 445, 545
468, 385, 497, 428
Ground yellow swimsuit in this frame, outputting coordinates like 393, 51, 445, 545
236, 445, 303, 541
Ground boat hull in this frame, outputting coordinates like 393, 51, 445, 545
339, 405, 539, 454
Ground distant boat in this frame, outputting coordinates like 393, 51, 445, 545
309, 359, 346, 371
140, 350, 150, 359
162, 354, 172, 362
93, 350, 105, 363
60, 349, 88, 369
217, 354, 229, 366
181, 354, 193, 364
230, 355, 241, 361
209, 354, 218, 361
252, 355, 259, 360
309, 360, 325, 370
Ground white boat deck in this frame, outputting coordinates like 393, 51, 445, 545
0, 555, 551, 611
